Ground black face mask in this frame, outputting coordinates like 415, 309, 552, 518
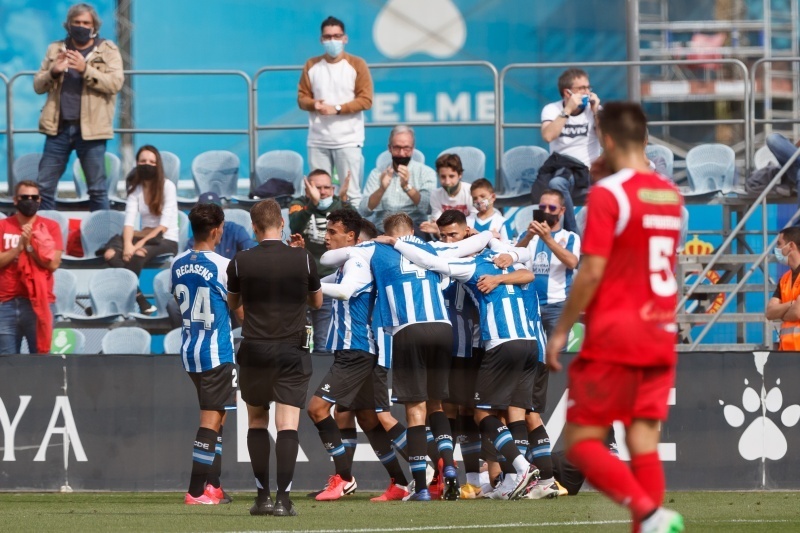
69, 25, 94, 45
392, 156, 411, 171
17, 199, 40, 217
137, 164, 158, 181
543, 213, 560, 227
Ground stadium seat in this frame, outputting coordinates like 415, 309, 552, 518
12, 152, 42, 183
375, 149, 425, 171
62, 209, 126, 266
163, 327, 183, 354
511, 205, 539, 237
101, 327, 152, 355
63, 268, 138, 324
754, 145, 780, 170
130, 268, 172, 320
281, 207, 290, 241
646, 144, 675, 178
499, 146, 549, 197
161, 151, 181, 185
254, 150, 304, 198
177, 210, 190, 252
437, 146, 486, 183
53, 269, 78, 320
62, 153, 122, 209
37, 209, 69, 246
51, 328, 86, 355
224, 208, 254, 238
685, 143, 736, 196
191, 150, 240, 199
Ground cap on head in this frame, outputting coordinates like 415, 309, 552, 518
198, 192, 222, 206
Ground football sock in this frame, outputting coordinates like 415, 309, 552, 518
567, 439, 656, 521
364, 426, 409, 486
207, 425, 223, 488
526, 425, 554, 479
481, 431, 501, 463
429, 412, 455, 468
407, 425, 428, 490
458, 415, 481, 474
276, 430, 299, 505
387, 422, 409, 461
631, 451, 665, 506
508, 421, 529, 457
247, 428, 271, 497
315, 416, 351, 481
188, 427, 218, 497
479, 416, 524, 471
341, 427, 358, 468
425, 426, 439, 464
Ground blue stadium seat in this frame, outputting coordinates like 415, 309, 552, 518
161, 151, 181, 185
63, 268, 138, 324
101, 327, 152, 355
62, 153, 122, 209
645, 144, 675, 178
51, 328, 86, 355
224, 208, 254, 238
437, 146, 486, 183
53, 269, 78, 320
191, 150, 240, 199
163, 327, 183, 354
37, 209, 69, 247
499, 146, 549, 197
62, 209, 125, 266
685, 143, 736, 196
375, 149, 425, 171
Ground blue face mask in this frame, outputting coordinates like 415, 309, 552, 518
317, 196, 334, 210
775, 245, 789, 265
323, 40, 344, 57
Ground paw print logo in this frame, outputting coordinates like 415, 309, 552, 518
720, 378, 800, 461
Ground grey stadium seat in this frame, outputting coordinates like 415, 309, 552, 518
437, 146, 486, 183
192, 150, 240, 199
163, 327, 183, 354
53, 269, 78, 320
499, 145, 549, 197
685, 143, 736, 196
101, 327, 152, 355
63, 268, 138, 324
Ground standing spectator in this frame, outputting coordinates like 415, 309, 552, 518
535, 68, 602, 233
0, 181, 63, 354
227, 199, 322, 517
33, 3, 124, 211
102, 145, 178, 315
419, 153, 476, 236
360, 126, 436, 232
289, 169, 351, 352
186, 193, 256, 260
766, 227, 800, 350
298, 16, 371, 206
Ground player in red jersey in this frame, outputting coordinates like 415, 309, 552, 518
546, 102, 684, 533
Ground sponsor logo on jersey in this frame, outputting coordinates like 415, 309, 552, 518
638, 188, 680, 205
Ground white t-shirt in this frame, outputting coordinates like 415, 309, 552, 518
468, 211, 509, 242
541, 101, 601, 167
429, 181, 477, 220
124, 180, 179, 243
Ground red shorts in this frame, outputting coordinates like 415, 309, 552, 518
566, 358, 675, 426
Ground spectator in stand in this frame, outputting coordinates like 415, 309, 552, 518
766, 227, 800, 350
467, 179, 510, 242
298, 16, 372, 206
766, 133, 800, 192
0, 181, 63, 354
186, 193, 256, 260
102, 145, 178, 315
33, 3, 124, 211
360, 125, 436, 232
419, 153, 477, 236
289, 169, 352, 353
535, 68, 602, 233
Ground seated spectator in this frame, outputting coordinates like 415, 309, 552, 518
534, 68, 602, 233
360, 125, 435, 231
186, 193, 256, 260
0, 180, 63, 354
420, 153, 476, 235
467, 178, 510, 241
102, 145, 178, 315
766, 133, 800, 190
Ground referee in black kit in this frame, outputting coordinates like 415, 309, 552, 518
227, 199, 322, 518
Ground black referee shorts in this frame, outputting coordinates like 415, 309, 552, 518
473, 339, 537, 411
313, 349, 377, 410
187, 362, 238, 411
391, 322, 453, 403
238, 339, 312, 409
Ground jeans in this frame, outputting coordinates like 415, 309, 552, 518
766, 133, 800, 188
539, 300, 565, 341
547, 175, 578, 234
307, 146, 363, 206
37, 123, 109, 211
0, 298, 39, 354
309, 295, 333, 354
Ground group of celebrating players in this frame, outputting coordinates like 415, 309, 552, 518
171, 101, 686, 533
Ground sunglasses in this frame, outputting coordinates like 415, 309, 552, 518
17, 194, 41, 201
538, 204, 560, 213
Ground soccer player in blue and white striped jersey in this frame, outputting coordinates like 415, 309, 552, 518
171, 202, 237, 505
383, 234, 542, 501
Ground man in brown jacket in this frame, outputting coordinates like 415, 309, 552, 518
298, 16, 373, 208
33, 3, 124, 211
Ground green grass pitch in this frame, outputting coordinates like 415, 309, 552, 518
1, 491, 798, 532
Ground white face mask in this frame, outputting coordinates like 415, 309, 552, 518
775, 245, 790, 265
323, 40, 344, 57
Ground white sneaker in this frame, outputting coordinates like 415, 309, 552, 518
425, 464, 435, 486
523, 477, 559, 500
483, 473, 517, 500
402, 480, 415, 501
640, 508, 685, 533
509, 463, 540, 500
